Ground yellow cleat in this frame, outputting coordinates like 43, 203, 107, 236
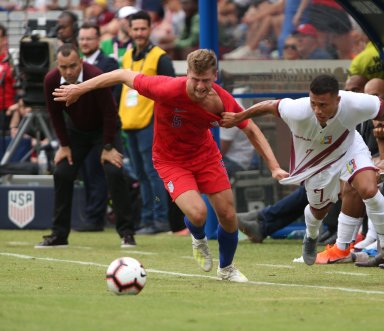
191, 236, 213, 272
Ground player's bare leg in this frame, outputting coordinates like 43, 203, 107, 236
208, 190, 248, 282
316, 182, 365, 264
175, 191, 213, 272
351, 170, 384, 267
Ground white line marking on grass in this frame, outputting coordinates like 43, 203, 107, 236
120, 251, 157, 255
6, 242, 93, 250
2, 252, 384, 295
7, 241, 32, 246
246, 280, 384, 295
325, 271, 369, 276
182, 257, 294, 269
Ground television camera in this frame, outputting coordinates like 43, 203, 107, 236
0, 32, 58, 168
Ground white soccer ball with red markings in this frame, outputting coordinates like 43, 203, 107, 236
106, 257, 147, 295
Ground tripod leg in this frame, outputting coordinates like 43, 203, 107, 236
36, 113, 55, 142
0, 113, 34, 165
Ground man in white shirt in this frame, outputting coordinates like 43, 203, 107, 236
222, 74, 384, 267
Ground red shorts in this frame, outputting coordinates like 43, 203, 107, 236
155, 158, 231, 201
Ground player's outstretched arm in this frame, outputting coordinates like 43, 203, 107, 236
52, 69, 139, 106
242, 120, 289, 181
221, 99, 280, 128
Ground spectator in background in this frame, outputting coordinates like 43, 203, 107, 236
303, 0, 353, 59
217, 0, 241, 55
277, 0, 309, 58
0, 23, 25, 162
74, 22, 121, 232
223, 0, 284, 60
294, 23, 333, 59
281, 34, 301, 60
56, 10, 79, 46
119, 10, 174, 234
149, 0, 185, 53
0, 24, 16, 134
85, 0, 115, 33
80, 23, 121, 102
142, 0, 164, 23
31, 0, 72, 11
37, 43, 137, 248
162, 0, 186, 39
100, 5, 138, 67
220, 124, 256, 180
172, 0, 199, 60
99, 0, 138, 40
348, 41, 384, 80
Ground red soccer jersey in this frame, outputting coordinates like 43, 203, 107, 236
133, 74, 248, 166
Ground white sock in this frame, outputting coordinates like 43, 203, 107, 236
366, 218, 377, 239
304, 205, 323, 239
363, 191, 384, 248
351, 222, 363, 242
336, 213, 362, 250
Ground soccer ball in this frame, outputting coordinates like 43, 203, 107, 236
106, 257, 147, 295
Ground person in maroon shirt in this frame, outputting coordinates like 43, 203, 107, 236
36, 43, 136, 248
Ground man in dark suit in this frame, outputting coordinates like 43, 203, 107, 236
36, 43, 136, 248
75, 22, 127, 232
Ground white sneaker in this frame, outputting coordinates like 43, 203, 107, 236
217, 264, 248, 283
364, 240, 378, 250
353, 236, 376, 251
191, 236, 213, 272
223, 46, 260, 60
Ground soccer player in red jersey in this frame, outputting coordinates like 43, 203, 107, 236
53, 49, 288, 282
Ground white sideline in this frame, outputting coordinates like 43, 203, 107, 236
2, 252, 384, 295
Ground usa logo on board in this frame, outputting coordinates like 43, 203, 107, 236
8, 191, 35, 228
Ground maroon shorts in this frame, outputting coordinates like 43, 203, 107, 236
155, 158, 231, 201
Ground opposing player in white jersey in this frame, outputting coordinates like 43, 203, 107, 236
221, 74, 384, 266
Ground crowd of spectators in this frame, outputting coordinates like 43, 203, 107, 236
0, 0, 367, 61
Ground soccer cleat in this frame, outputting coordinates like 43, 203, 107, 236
191, 236, 213, 272
315, 244, 352, 264
353, 236, 376, 252
121, 234, 137, 248
35, 234, 68, 248
217, 264, 248, 283
351, 251, 370, 263
236, 209, 259, 223
237, 214, 264, 243
355, 252, 384, 267
302, 234, 318, 265
318, 232, 337, 246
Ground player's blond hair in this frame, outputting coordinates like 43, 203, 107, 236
187, 49, 217, 74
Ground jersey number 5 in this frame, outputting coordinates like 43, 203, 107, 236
172, 115, 182, 128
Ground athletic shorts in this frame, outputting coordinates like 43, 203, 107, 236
154, 157, 231, 201
305, 134, 376, 209
310, 5, 352, 34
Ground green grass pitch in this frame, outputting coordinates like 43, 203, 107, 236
1, 229, 384, 331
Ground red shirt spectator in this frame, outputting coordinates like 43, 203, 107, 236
0, 25, 16, 112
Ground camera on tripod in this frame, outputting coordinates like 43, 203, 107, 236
0, 34, 58, 169
19, 34, 56, 106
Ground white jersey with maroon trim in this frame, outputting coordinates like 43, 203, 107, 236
278, 90, 382, 185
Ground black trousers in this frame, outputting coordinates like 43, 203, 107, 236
52, 127, 135, 239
